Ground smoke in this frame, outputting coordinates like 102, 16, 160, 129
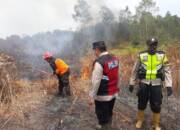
70, 0, 133, 49
23, 30, 73, 56
73, 0, 92, 24
0, 30, 74, 79
69, 0, 121, 55
0, 0, 130, 79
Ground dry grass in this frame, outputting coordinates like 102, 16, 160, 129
166, 45, 180, 94
82, 44, 180, 95
0, 76, 91, 129
0, 53, 17, 103
79, 51, 94, 80
0, 44, 179, 129
0, 73, 59, 129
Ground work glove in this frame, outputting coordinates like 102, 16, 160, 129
167, 87, 173, 97
129, 85, 134, 93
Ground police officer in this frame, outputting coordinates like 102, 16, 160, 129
129, 38, 173, 130
89, 41, 119, 130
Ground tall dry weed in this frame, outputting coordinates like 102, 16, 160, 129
166, 46, 180, 94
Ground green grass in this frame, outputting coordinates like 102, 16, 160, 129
110, 43, 145, 56
109, 42, 177, 56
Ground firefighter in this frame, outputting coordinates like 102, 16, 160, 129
129, 38, 173, 130
89, 41, 119, 130
43, 52, 71, 97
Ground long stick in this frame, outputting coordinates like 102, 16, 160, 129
0, 115, 13, 129
33, 68, 52, 76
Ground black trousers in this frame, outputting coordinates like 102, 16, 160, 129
137, 83, 163, 113
95, 98, 116, 125
57, 70, 71, 95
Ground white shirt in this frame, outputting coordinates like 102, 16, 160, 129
89, 52, 119, 101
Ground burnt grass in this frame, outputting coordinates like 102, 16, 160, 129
0, 78, 179, 130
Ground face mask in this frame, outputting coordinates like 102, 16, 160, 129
148, 45, 157, 54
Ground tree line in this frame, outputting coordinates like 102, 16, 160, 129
72, 0, 180, 46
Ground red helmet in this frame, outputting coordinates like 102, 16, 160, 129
43, 52, 53, 60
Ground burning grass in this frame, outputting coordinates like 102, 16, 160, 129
79, 51, 94, 80
75, 43, 180, 95
0, 43, 179, 129
0, 44, 179, 129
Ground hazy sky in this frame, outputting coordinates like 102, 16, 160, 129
0, 0, 179, 38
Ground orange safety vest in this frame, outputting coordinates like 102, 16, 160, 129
55, 58, 69, 75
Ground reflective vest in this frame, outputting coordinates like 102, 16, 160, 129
94, 54, 119, 96
55, 58, 69, 75
139, 51, 168, 80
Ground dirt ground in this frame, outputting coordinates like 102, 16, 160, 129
0, 78, 179, 130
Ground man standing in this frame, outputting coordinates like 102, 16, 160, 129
43, 52, 71, 97
89, 41, 119, 130
129, 38, 173, 130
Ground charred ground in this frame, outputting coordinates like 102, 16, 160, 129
0, 44, 179, 130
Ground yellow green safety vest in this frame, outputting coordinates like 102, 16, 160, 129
139, 51, 168, 80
